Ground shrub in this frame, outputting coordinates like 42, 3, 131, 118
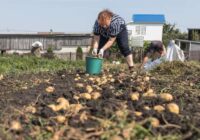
76, 46, 83, 60
47, 46, 54, 54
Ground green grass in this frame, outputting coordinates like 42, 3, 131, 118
0, 55, 85, 75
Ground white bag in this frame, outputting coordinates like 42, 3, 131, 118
165, 40, 185, 62
31, 41, 43, 48
144, 57, 165, 71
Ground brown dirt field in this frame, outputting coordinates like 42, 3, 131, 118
0, 61, 200, 140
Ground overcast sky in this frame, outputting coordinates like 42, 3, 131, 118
0, 0, 199, 33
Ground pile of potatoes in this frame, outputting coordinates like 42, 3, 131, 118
129, 75, 179, 115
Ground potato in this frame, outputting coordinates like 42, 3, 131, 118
110, 78, 115, 83
136, 78, 142, 82
48, 104, 58, 111
25, 106, 37, 114
48, 98, 70, 112
147, 88, 154, 93
108, 85, 115, 90
76, 83, 84, 88
86, 85, 93, 93
89, 77, 94, 81
140, 82, 145, 85
73, 95, 80, 100
96, 86, 102, 91
159, 93, 173, 101
143, 76, 150, 82
143, 106, 151, 110
21, 86, 28, 90
100, 79, 108, 85
167, 103, 179, 114
140, 85, 145, 91
102, 76, 107, 80
74, 78, 79, 81
130, 92, 139, 101
10, 121, 22, 131
56, 116, 66, 123
189, 82, 194, 87
46, 126, 54, 132
95, 77, 101, 83
56, 97, 70, 110
69, 104, 83, 114
45, 86, 55, 93
55, 105, 65, 111
136, 86, 143, 92
143, 92, 157, 98
110, 135, 123, 140
150, 117, 160, 128
134, 111, 142, 117
91, 92, 101, 100
34, 79, 42, 84
0, 74, 3, 80
57, 97, 69, 106
153, 105, 165, 112
80, 93, 92, 100
115, 110, 126, 118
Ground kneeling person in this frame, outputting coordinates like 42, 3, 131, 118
141, 41, 166, 70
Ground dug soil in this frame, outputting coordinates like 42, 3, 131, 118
0, 61, 200, 140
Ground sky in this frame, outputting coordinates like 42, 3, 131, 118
0, 0, 199, 33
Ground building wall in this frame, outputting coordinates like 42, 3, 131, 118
0, 34, 92, 60
189, 43, 200, 61
54, 46, 89, 53
0, 34, 92, 52
127, 23, 163, 41
190, 43, 200, 51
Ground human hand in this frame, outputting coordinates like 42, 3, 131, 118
92, 48, 98, 56
98, 49, 104, 58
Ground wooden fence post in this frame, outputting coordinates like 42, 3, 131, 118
70, 52, 72, 61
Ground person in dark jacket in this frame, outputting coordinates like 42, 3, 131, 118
91, 9, 134, 71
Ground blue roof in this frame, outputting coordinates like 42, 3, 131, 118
133, 14, 165, 24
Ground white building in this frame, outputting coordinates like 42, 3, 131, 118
127, 14, 165, 44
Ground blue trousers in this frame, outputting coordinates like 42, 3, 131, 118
98, 27, 131, 57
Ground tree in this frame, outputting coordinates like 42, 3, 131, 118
163, 23, 188, 46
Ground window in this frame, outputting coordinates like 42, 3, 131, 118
141, 26, 146, 35
135, 26, 146, 35
136, 26, 140, 35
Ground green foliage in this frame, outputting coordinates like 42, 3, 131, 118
108, 42, 125, 62
0, 55, 85, 75
191, 30, 200, 41
162, 23, 188, 46
143, 41, 151, 52
76, 46, 83, 60
100, 113, 181, 140
110, 42, 119, 54
47, 46, 54, 53
77, 46, 83, 54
